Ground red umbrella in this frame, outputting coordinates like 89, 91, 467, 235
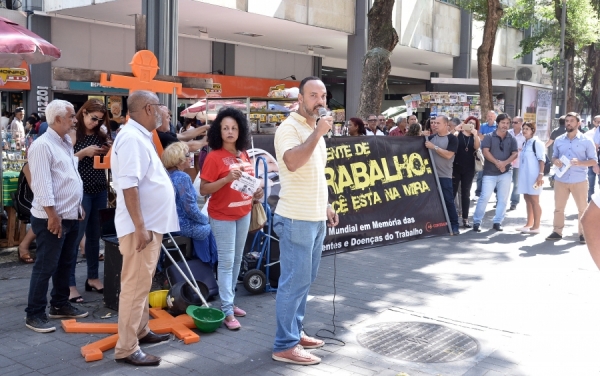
0, 16, 61, 67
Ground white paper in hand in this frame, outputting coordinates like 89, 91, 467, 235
230, 172, 261, 196
552, 155, 571, 178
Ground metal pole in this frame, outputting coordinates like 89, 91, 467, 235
559, 0, 567, 114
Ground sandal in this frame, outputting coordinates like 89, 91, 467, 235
69, 296, 84, 303
462, 219, 471, 228
18, 250, 35, 264
223, 318, 241, 330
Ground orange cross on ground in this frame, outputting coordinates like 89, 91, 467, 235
94, 49, 179, 169
61, 308, 200, 362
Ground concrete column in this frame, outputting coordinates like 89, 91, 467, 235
212, 42, 235, 75
143, 0, 178, 118
452, 9, 472, 78
26, 14, 52, 117
312, 57, 322, 78
346, 0, 368, 119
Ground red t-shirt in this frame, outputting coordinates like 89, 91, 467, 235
200, 148, 254, 221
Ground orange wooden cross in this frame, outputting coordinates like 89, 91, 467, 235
62, 308, 200, 362
94, 50, 179, 169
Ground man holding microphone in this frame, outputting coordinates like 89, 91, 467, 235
271, 76, 339, 365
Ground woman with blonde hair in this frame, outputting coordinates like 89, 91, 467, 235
161, 142, 211, 242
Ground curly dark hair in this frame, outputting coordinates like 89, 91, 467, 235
207, 107, 250, 151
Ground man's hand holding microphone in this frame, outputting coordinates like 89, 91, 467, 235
316, 107, 333, 138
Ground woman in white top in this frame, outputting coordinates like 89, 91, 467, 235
517, 122, 545, 234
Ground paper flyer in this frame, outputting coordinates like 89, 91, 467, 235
230, 172, 261, 196
553, 155, 571, 178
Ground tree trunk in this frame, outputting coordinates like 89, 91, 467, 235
477, 0, 504, 117
591, 44, 600, 116
566, 42, 577, 112
356, 0, 398, 119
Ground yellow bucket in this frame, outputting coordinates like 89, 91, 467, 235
148, 290, 169, 308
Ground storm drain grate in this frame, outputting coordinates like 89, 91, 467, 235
357, 322, 479, 363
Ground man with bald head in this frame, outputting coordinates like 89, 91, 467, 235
425, 115, 460, 235
111, 91, 179, 366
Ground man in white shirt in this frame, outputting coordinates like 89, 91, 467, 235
365, 114, 384, 136
10, 107, 25, 146
585, 115, 600, 201
508, 116, 526, 211
111, 91, 179, 367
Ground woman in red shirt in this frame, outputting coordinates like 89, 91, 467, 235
200, 107, 263, 330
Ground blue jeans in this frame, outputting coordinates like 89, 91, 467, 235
26, 217, 80, 318
588, 166, 598, 202
209, 212, 251, 317
272, 214, 326, 353
439, 177, 459, 232
510, 168, 520, 206
475, 170, 483, 196
473, 172, 512, 225
69, 190, 107, 286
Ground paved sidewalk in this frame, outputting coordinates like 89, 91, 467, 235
1, 186, 599, 376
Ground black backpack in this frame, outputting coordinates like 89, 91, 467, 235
12, 163, 33, 222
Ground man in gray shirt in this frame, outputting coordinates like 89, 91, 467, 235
473, 113, 519, 232
425, 115, 460, 235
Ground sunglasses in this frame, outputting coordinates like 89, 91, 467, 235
368, 119, 377, 122
185, 152, 192, 158
499, 138, 504, 152
512, 121, 521, 124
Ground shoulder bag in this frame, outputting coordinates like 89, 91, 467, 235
474, 148, 484, 172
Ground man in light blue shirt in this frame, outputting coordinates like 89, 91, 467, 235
475, 110, 497, 196
546, 112, 598, 244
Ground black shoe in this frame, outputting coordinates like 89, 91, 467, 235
453, 231, 461, 236
473, 223, 481, 232
508, 205, 516, 211
545, 232, 562, 241
85, 279, 104, 294
48, 303, 89, 319
580, 235, 586, 244
492, 223, 503, 231
462, 219, 471, 228
116, 349, 161, 366
25, 315, 56, 333
493, 203, 497, 208
139, 330, 170, 344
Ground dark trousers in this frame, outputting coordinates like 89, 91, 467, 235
439, 177, 459, 232
26, 216, 80, 318
453, 167, 476, 220
69, 190, 108, 285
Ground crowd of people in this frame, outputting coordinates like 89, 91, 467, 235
348, 108, 600, 242
14, 75, 600, 368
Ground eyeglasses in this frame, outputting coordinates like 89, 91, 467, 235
367, 119, 377, 122
147, 103, 167, 109
512, 121, 521, 124
185, 152, 192, 158
89, 115, 103, 124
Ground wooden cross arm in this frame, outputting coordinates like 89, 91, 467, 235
53, 67, 213, 89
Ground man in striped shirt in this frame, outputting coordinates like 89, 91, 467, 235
25, 100, 88, 333
272, 77, 339, 366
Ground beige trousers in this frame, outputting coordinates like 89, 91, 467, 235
553, 180, 588, 236
114, 231, 162, 359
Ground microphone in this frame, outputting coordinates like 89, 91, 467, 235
317, 107, 332, 138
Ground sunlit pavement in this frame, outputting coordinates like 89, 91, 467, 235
1, 181, 599, 375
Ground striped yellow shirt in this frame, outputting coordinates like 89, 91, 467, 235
274, 112, 328, 221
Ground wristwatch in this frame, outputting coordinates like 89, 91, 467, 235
434, 146, 439, 151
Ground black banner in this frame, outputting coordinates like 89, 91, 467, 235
249, 135, 449, 254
